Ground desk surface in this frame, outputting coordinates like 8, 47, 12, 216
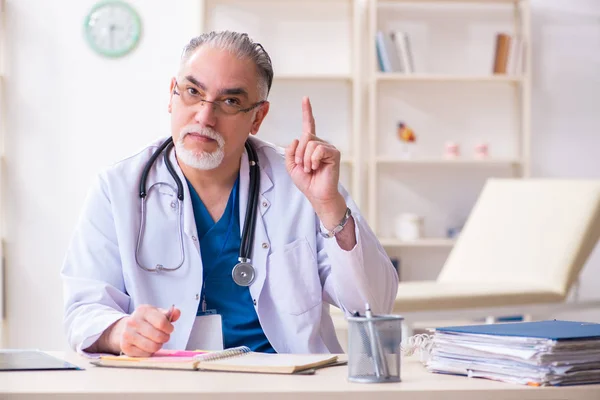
2, 351, 600, 400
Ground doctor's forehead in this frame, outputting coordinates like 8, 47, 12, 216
180, 45, 259, 96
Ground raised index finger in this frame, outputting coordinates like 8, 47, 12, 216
302, 96, 316, 137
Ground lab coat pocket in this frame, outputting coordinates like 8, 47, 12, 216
267, 237, 321, 316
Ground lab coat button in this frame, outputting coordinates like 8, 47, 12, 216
192, 236, 197, 242
262, 242, 269, 249
195, 294, 199, 301
262, 201, 268, 207
253, 299, 257, 306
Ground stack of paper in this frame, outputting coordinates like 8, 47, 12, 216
426, 320, 600, 386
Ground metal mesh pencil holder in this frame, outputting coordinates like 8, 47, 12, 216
346, 313, 404, 383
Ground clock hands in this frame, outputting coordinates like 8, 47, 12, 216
109, 24, 116, 50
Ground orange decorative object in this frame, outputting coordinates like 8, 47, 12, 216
397, 122, 416, 143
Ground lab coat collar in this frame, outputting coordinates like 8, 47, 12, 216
164, 147, 196, 245
158, 139, 274, 236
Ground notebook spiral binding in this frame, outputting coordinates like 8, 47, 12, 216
194, 346, 251, 362
192, 337, 434, 365
401, 333, 434, 363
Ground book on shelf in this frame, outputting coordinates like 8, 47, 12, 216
376, 30, 414, 74
507, 35, 525, 75
90, 346, 339, 374
376, 30, 400, 73
391, 31, 414, 74
493, 32, 525, 76
427, 320, 600, 386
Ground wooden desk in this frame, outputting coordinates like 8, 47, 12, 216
2, 352, 600, 399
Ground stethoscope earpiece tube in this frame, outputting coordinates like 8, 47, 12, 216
139, 137, 173, 198
240, 141, 260, 262
163, 141, 184, 200
232, 140, 260, 286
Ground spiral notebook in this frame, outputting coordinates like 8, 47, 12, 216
91, 346, 339, 374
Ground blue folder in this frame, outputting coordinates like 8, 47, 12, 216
436, 320, 600, 341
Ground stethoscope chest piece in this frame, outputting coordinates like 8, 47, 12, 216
232, 260, 256, 287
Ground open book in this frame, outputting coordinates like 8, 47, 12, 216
90, 346, 339, 374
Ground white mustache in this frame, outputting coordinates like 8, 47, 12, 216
180, 125, 225, 147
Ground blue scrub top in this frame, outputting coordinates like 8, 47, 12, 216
187, 176, 275, 353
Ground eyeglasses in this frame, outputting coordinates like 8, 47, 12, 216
173, 81, 266, 116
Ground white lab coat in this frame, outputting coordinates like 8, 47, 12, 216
61, 136, 398, 354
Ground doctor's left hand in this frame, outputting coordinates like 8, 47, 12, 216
104, 304, 181, 356
285, 97, 345, 216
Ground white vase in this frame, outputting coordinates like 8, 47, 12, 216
395, 213, 423, 241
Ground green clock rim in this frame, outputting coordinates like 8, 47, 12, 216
83, 0, 142, 58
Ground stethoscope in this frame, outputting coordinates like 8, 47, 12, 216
135, 136, 260, 287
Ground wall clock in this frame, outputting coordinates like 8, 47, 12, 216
84, 1, 142, 58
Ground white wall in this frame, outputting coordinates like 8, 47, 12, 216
2, 0, 201, 349
2, 0, 599, 350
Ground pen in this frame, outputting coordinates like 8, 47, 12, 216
166, 304, 175, 322
365, 303, 389, 379
354, 310, 377, 372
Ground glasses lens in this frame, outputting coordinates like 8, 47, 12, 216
218, 102, 242, 115
176, 83, 259, 116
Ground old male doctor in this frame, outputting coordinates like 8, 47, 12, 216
61, 31, 398, 356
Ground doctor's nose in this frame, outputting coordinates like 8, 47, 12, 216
193, 100, 218, 127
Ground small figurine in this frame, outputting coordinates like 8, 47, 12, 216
397, 122, 416, 143
447, 226, 462, 239
397, 122, 416, 159
444, 141, 460, 159
474, 143, 489, 159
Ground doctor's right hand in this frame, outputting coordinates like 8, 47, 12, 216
106, 304, 181, 357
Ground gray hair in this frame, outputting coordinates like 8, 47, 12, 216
181, 31, 273, 101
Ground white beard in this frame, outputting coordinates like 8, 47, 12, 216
175, 125, 225, 170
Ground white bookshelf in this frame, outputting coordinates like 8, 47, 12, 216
375, 156, 522, 167
195, 0, 532, 282
379, 0, 520, 3
379, 237, 456, 248
375, 73, 523, 83
199, 0, 364, 205
368, 0, 532, 280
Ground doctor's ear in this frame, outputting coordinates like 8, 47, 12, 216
168, 78, 176, 113
250, 101, 270, 135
